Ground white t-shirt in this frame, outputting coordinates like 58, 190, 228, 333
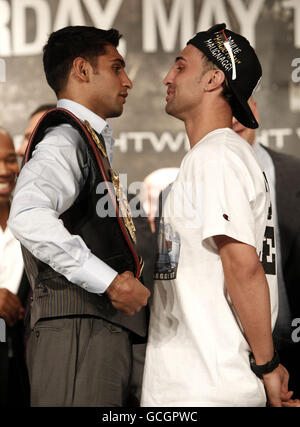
141, 128, 278, 407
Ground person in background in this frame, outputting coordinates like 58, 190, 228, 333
232, 97, 300, 400
0, 128, 30, 407
17, 104, 56, 157
140, 168, 179, 233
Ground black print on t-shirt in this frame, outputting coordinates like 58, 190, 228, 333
261, 225, 276, 275
153, 218, 181, 280
267, 203, 272, 220
260, 172, 276, 275
263, 172, 269, 193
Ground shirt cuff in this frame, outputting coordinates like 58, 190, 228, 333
70, 253, 118, 294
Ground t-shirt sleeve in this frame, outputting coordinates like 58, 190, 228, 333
195, 157, 256, 253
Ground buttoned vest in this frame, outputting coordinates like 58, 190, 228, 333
22, 108, 148, 338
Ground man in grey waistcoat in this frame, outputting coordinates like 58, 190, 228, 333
8, 26, 150, 407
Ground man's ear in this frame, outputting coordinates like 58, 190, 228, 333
72, 57, 90, 83
206, 69, 225, 92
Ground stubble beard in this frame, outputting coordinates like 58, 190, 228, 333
106, 101, 124, 119
165, 99, 185, 121
108, 108, 123, 118
165, 98, 177, 117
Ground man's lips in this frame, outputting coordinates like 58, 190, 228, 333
166, 90, 175, 101
232, 126, 245, 135
119, 93, 128, 103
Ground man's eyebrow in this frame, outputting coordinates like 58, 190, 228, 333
111, 58, 126, 67
175, 56, 187, 63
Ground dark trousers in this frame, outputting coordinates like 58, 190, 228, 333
0, 323, 30, 408
277, 344, 300, 399
26, 316, 133, 407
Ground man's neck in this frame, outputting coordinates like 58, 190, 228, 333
185, 101, 233, 148
0, 201, 10, 231
58, 93, 107, 121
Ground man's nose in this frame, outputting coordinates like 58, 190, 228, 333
123, 72, 133, 90
163, 74, 169, 86
232, 116, 239, 126
0, 160, 10, 176
163, 69, 173, 86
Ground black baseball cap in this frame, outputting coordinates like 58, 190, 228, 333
187, 23, 262, 129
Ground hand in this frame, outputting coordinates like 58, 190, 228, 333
105, 271, 150, 316
0, 288, 24, 327
263, 364, 293, 407
282, 399, 300, 407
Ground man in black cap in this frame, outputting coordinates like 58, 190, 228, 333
141, 24, 296, 407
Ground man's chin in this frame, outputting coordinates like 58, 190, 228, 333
0, 195, 10, 205
235, 129, 248, 141
108, 106, 123, 118
165, 104, 184, 121
165, 103, 176, 116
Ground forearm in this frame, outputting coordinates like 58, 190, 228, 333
224, 261, 274, 364
215, 235, 275, 365
8, 132, 117, 294
8, 207, 117, 294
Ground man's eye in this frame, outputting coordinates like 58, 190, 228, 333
177, 66, 184, 71
6, 157, 17, 164
113, 66, 121, 73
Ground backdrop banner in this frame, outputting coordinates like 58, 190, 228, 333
0, 0, 299, 183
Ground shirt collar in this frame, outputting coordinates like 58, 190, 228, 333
0, 225, 15, 243
57, 99, 110, 136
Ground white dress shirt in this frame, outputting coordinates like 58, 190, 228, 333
0, 226, 24, 295
8, 99, 118, 294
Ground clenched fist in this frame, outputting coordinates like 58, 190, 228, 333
105, 271, 150, 316
0, 288, 24, 327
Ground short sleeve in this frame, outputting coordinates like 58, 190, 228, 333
195, 158, 256, 253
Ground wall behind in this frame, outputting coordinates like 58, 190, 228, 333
0, 0, 299, 184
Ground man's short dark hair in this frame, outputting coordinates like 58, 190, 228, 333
43, 26, 122, 96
